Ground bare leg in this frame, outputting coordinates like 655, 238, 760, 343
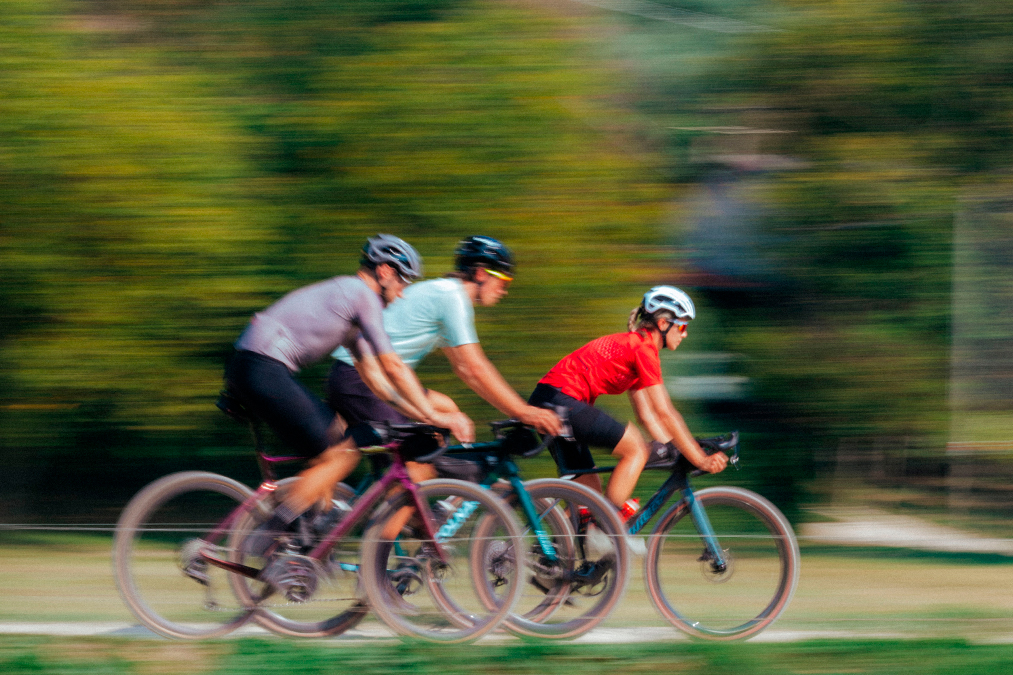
603, 423, 648, 508
284, 438, 362, 514
376, 392, 453, 539
379, 461, 438, 540
574, 472, 603, 494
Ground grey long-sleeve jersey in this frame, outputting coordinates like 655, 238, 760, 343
234, 275, 393, 373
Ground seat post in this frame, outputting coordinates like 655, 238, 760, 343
249, 420, 278, 483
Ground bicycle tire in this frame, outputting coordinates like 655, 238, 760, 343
644, 486, 800, 641
228, 479, 369, 638
479, 478, 631, 640
112, 471, 256, 639
358, 478, 526, 643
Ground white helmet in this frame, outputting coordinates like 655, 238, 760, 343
642, 285, 695, 321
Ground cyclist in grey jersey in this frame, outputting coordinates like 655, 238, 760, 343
235, 275, 394, 373
226, 235, 473, 550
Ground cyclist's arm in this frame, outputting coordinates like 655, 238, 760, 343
629, 384, 726, 473
442, 342, 561, 436
377, 351, 475, 442
352, 350, 428, 421
347, 339, 474, 442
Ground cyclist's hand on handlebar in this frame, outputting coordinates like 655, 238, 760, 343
701, 452, 729, 474
517, 406, 563, 437
432, 410, 475, 443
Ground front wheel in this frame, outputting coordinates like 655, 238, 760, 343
112, 471, 256, 639
644, 486, 800, 641
359, 478, 526, 643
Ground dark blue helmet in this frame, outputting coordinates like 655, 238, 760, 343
454, 236, 514, 277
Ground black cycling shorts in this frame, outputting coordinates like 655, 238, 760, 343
527, 383, 627, 472
224, 350, 336, 458
327, 360, 411, 427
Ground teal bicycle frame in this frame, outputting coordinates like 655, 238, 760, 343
425, 441, 562, 564
563, 433, 740, 574
339, 439, 563, 566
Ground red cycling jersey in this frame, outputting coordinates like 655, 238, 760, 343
539, 331, 663, 405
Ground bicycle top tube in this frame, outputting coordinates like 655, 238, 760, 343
557, 431, 740, 479
306, 451, 418, 559
441, 418, 558, 460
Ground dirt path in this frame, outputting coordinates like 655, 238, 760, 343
801, 507, 1013, 556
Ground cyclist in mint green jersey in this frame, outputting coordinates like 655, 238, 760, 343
329, 236, 560, 477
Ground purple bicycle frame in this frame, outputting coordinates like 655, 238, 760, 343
200, 446, 446, 579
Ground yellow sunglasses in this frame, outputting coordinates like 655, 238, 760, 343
485, 268, 514, 282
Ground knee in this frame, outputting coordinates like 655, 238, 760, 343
315, 441, 361, 466
407, 461, 437, 482
614, 425, 649, 465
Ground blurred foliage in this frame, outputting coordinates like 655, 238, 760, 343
572, 0, 1013, 509
634, 1, 1012, 459
711, 0, 1013, 451
5, 0, 1013, 519
0, 0, 671, 515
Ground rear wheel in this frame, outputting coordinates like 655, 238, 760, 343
112, 471, 256, 639
480, 479, 630, 639
644, 486, 800, 640
359, 478, 525, 643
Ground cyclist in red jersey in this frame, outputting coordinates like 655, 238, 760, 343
528, 286, 728, 510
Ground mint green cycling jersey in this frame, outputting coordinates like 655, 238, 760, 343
333, 277, 479, 368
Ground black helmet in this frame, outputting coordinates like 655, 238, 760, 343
454, 236, 514, 277
361, 234, 423, 282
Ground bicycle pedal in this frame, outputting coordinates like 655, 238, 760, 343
183, 559, 210, 586
179, 539, 213, 585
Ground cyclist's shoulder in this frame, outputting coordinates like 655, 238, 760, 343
327, 275, 385, 318
577, 331, 655, 361
393, 277, 468, 312
588, 330, 644, 348
420, 276, 465, 295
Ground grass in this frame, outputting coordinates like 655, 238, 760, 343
2, 532, 1012, 642
1, 636, 1012, 675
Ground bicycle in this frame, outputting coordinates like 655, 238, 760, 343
112, 393, 527, 643
426, 418, 630, 639
554, 432, 800, 641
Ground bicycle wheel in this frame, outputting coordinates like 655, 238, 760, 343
358, 478, 526, 643
644, 486, 800, 641
227, 479, 368, 637
112, 471, 256, 639
481, 479, 631, 640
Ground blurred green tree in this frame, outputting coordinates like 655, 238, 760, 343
0, 0, 673, 517
643, 0, 1013, 503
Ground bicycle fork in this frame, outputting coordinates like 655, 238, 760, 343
626, 475, 728, 573
684, 486, 729, 572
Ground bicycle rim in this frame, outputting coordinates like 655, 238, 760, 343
112, 471, 256, 639
644, 486, 800, 641
491, 479, 631, 640
359, 478, 525, 643
229, 480, 368, 638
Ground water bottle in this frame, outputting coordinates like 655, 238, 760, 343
619, 498, 640, 522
